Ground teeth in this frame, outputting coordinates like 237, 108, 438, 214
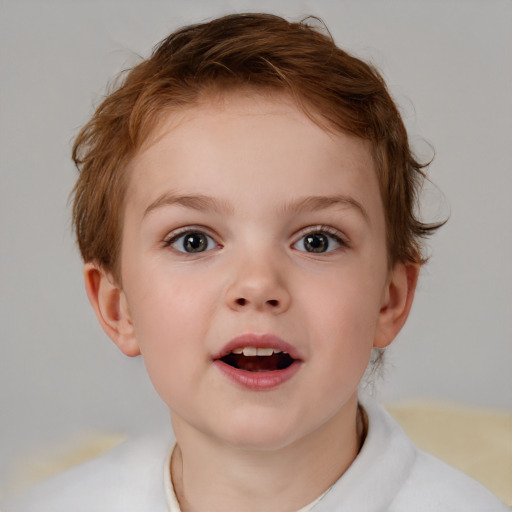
234, 347, 285, 356
256, 348, 273, 356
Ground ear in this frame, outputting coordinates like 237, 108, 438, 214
374, 262, 420, 349
83, 262, 141, 357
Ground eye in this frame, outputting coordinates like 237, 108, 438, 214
293, 228, 345, 253
166, 230, 218, 253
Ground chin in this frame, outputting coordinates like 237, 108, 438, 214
216, 411, 305, 452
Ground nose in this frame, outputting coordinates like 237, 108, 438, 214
225, 255, 291, 314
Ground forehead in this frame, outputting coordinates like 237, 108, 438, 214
124, 91, 382, 223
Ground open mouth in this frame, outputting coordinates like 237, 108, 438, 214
220, 348, 295, 372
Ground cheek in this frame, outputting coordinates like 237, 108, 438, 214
124, 268, 220, 396
299, 264, 385, 364
127, 259, 218, 331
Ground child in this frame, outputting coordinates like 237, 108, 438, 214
6, 13, 508, 512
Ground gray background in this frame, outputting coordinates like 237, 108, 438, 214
1, 0, 511, 491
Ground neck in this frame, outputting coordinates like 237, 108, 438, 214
170, 397, 364, 512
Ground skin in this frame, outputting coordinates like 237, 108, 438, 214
85, 91, 419, 511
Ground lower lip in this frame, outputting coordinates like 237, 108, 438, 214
213, 360, 302, 391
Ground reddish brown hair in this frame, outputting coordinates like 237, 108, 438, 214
72, 13, 443, 279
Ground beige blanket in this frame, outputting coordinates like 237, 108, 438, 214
386, 400, 511, 505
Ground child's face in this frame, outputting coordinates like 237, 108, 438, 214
103, 92, 404, 450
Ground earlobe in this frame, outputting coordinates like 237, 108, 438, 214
374, 262, 420, 349
83, 262, 141, 357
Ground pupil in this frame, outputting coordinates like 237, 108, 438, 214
305, 233, 328, 253
184, 233, 207, 252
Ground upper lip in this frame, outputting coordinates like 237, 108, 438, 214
213, 333, 303, 361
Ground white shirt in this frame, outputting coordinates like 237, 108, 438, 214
4, 398, 508, 512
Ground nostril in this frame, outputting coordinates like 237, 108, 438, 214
232, 297, 281, 308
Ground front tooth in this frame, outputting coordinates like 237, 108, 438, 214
256, 348, 273, 356
273, 349, 282, 354
232, 348, 244, 354
243, 347, 258, 356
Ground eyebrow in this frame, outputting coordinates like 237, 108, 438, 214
280, 195, 370, 224
143, 192, 369, 223
143, 193, 234, 218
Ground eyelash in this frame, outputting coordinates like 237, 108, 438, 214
161, 225, 348, 254
162, 226, 219, 252
293, 225, 349, 252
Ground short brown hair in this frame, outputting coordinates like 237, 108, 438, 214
72, 13, 443, 279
